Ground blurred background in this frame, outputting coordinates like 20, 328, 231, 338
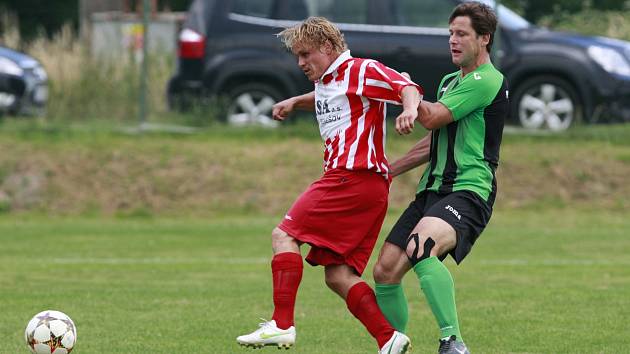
0, 0, 629, 127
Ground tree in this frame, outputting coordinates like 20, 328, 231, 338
0, 0, 192, 42
0, 0, 79, 41
502, 0, 629, 24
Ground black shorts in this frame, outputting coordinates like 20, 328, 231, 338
385, 190, 493, 264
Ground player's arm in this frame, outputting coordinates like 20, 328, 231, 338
272, 91, 315, 121
394, 86, 421, 134
396, 99, 453, 133
390, 131, 431, 178
416, 101, 454, 130
359, 62, 423, 134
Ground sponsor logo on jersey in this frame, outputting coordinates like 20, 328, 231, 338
316, 99, 343, 125
316, 99, 342, 115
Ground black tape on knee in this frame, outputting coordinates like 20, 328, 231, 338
406, 233, 435, 266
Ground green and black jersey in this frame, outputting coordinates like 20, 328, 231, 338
417, 63, 508, 204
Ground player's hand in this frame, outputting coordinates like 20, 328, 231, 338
401, 72, 411, 80
395, 108, 418, 135
272, 97, 296, 121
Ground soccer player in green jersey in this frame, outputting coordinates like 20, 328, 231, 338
373, 2, 509, 353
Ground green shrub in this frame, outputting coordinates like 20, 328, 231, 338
540, 10, 630, 41
26, 25, 177, 122
1, 12, 215, 124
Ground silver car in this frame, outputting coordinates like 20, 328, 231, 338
0, 45, 48, 116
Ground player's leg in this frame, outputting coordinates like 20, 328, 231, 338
324, 264, 410, 354
238, 171, 335, 349
372, 243, 411, 333
372, 198, 424, 333
270, 227, 303, 330
405, 216, 463, 344
411, 191, 491, 353
236, 227, 302, 349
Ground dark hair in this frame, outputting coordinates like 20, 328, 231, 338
449, 1, 498, 53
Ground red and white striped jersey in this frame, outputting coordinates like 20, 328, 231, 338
314, 51, 422, 177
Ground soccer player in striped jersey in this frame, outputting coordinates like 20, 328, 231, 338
372, 2, 508, 354
236, 17, 422, 354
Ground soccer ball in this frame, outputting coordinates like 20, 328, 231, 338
24, 310, 77, 354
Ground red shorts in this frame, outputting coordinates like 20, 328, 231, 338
278, 169, 389, 275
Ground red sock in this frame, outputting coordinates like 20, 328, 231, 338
271, 252, 303, 330
346, 282, 395, 348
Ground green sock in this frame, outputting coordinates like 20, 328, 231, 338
413, 256, 462, 341
375, 283, 408, 333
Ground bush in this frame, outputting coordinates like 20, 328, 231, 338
1, 12, 198, 124
540, 9, 630, 41
28, 25, 176, 122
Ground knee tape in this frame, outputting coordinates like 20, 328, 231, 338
406, 233, 435, 266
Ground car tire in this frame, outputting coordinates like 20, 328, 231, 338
511, 75, 582, 131
224, 83, 284, 127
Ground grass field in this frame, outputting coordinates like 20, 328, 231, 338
1, 208, 629, 353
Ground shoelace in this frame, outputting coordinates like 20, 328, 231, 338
438, 335, 457, 353
257, 318, 272, 330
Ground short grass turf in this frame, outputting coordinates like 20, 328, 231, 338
1, 209, 629, 353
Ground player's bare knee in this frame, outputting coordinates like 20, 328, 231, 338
373, 261, 400, 284
405, 233, 436, 266
372, 262, 387, 283
271, 227, 291, 251
271, 227, 286, 240
373, 243, 408, 283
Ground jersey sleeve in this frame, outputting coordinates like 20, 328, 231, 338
360, 61, 423, 105
438, 73, 499, 121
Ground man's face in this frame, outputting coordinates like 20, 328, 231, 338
448, 16, 489, 68
292, 41, 336, 81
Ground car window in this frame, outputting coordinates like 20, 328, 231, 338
283, 0, 367, 24
231, 0, 274, 18
393, 0, 454, 28
184, 0, 210, 33
498, 5, 530, 30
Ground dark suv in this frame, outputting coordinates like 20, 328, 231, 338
167, 0, 630, 131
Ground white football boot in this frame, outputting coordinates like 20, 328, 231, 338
379, 331, 411, 354
237, 319, 296, 349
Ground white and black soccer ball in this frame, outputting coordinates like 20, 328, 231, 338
24, 310, 77, 354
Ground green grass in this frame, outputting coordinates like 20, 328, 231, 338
1, 209, 629, 353
2, 120, 630, 217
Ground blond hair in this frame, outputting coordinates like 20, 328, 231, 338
278, 17, 347, 53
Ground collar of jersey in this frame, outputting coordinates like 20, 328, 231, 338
320, 50, 352, 80
459, 62, 493, 79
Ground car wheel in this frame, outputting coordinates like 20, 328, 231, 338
512, 76, 582, 131
226, 83, 282, 127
